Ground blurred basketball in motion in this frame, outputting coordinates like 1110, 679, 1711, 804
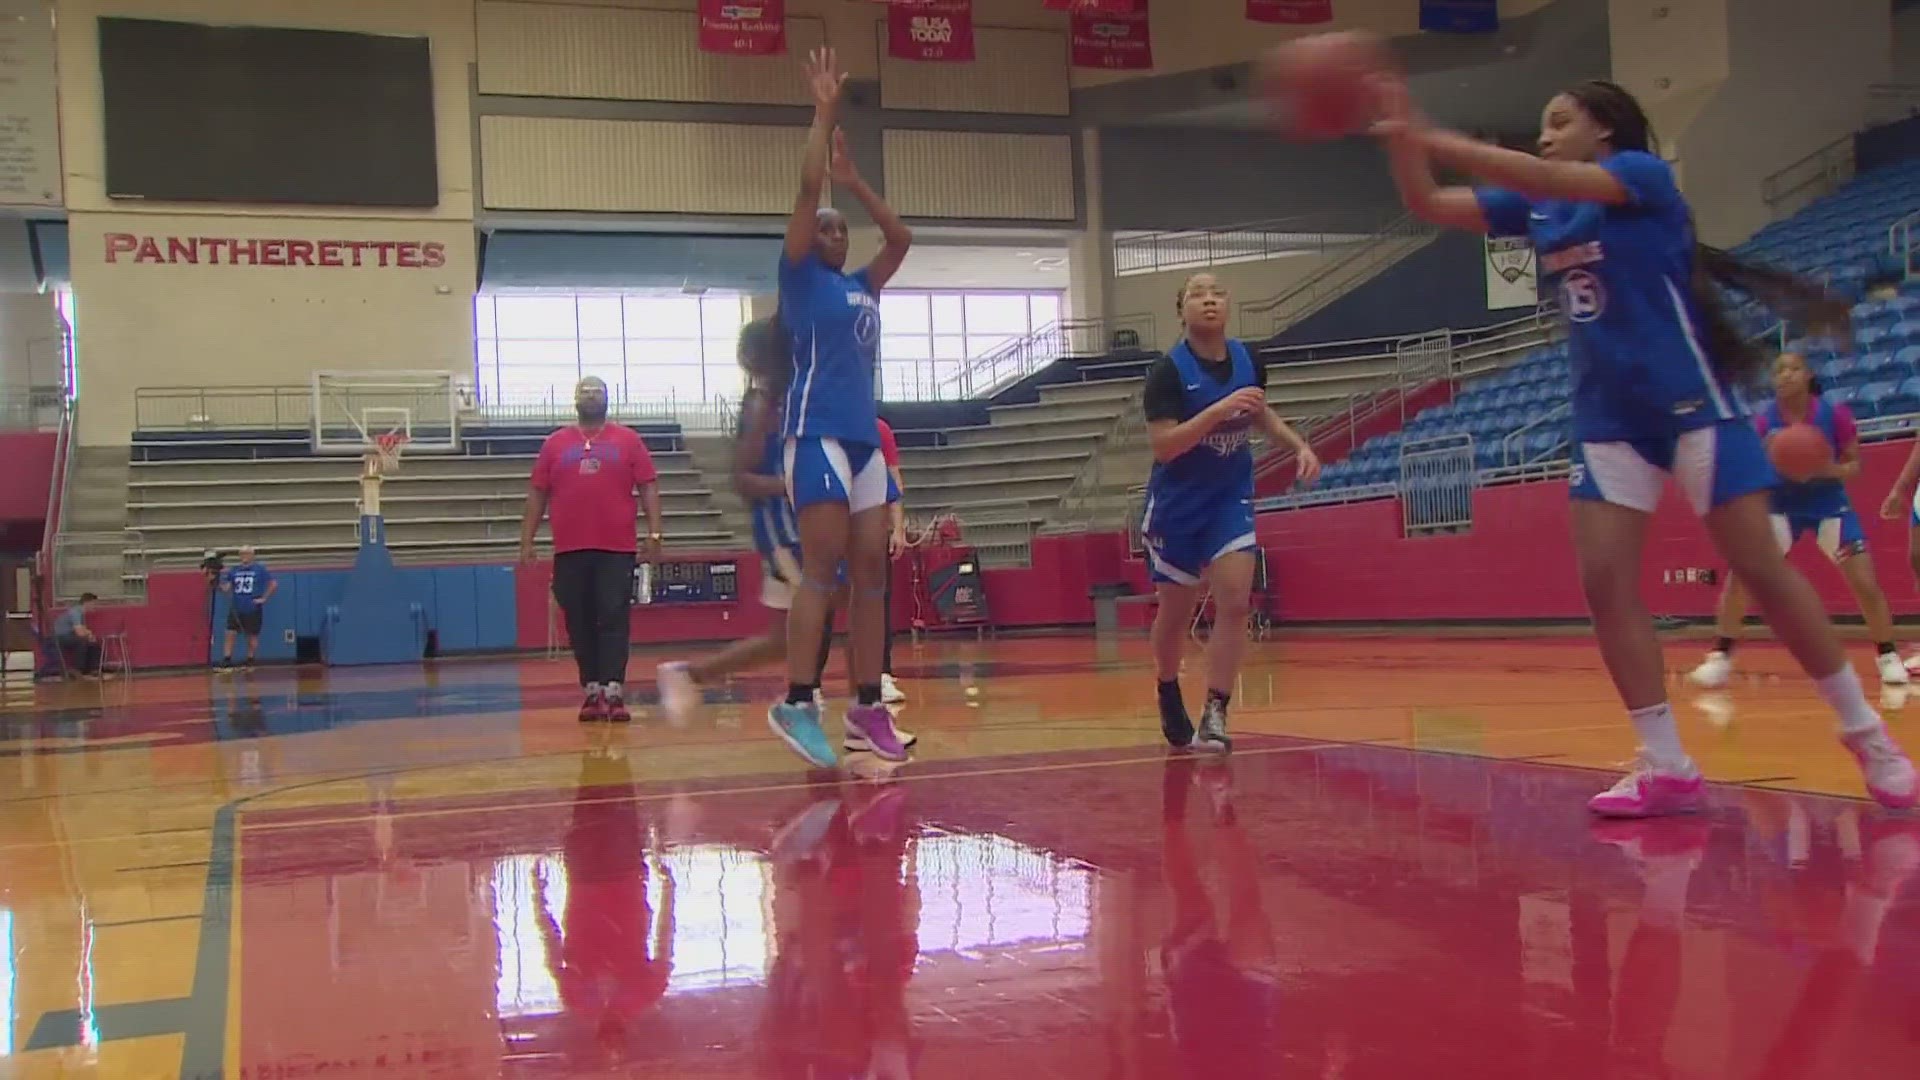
1261, 31, 1390, 141
1768, 423, 1833, 481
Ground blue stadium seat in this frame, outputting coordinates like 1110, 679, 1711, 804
1856, 380, 1898, 416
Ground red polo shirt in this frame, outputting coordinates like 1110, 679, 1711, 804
531, 423, 658, 554
876, 419, 900, 469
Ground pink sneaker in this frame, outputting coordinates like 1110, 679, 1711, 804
1587, 758, 1706, 818
844, 704, 910, 763
1841, 728, 1919, 810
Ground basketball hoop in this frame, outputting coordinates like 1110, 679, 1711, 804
362, 430, 408, 481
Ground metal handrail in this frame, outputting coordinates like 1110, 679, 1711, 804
1761, 133, 1855, 215
1048, 388, 1147, 530
940, 313, 1159, 401
1500, 400, 1571, 467
1868, 83, 1920, 127
1112, 209, 1409, 277
34, 395, 75, 617
1252, 301, 1560, 479
1235, 212, 1440, 337
1891, 209, 1920, 281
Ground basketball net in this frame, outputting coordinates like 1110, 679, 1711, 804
359, 431, 407, 517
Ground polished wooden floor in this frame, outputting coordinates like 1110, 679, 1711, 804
1, 633, 1917, 1078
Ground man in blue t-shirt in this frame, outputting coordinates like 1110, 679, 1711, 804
51, 592, 103, 678
219, 546, 277, 673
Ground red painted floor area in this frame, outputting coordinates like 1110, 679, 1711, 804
234, 742, 1920, 1079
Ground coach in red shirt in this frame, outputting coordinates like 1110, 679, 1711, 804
519, 376, 664, 722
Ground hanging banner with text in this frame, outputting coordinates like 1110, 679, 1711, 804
1246, 0, 1332, 24
1069, 0, 1151, 70
697, 0, 787, 56
0, 0, 63, 207
887, 0, 976, 62
1044, 0, 1141, 13
1419, 0, 1498, 33
1484, 235, 1538, 310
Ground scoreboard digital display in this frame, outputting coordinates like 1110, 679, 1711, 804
635, 560, 740, 605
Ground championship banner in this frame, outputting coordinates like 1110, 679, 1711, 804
697, 0, 787, 55
1419, 0, 1498, 33
887, 0, 975, 62
1246, 0, 1332, 24
1069, 0, 1151, 70
1044, 1, 1141, 14
1485, 235, 1538, 310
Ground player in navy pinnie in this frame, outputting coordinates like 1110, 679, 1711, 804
1144, 272, 1319, 753
767, 47, 914, 770
1368, 73, 1916, 815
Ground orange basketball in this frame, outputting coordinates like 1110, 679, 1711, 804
1767, 423, 1833, 482
1261, 31, 1390, 142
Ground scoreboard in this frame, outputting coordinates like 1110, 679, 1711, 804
633, 560, 740, 605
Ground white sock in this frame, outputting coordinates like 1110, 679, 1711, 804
1627, 702, 1692, 770
584, 681, 601, 696
605, 681, 622, 699
1814, 665, 1882, 736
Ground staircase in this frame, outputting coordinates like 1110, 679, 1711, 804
51, 445, 147, 603
683, 434, 752, 548
1235, 213, 1440, 338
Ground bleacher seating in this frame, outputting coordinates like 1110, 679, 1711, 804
119, 424, 733, 568
1290, 157, 1920, 502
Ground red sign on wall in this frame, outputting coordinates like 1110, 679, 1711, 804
104, 233, 449, 269
1246, 0, 1333, 24
697, 0, 787, 56
1069, 0, 1151, 70
886, 0, 975, 62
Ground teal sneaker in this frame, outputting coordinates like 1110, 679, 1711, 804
767, 699, 837, 769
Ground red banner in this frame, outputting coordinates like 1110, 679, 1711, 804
886, 0, 975, 62
1069, 0, 1150, 70
697, 0, 787, 56
1246, 0, 1332, 23
1044, 0, 1140, 12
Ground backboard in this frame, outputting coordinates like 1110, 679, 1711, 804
312, 371, 460, 454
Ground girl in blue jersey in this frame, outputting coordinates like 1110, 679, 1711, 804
656, 319, 915, 750
1144, 272, 1320, 751
1368, 74, 1916, 815
769, 48, 914, 768
1690, 353, 1909, 690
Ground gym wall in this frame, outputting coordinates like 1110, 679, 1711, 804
57, 0, 479, 447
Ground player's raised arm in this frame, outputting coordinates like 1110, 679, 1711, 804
784, 48, 845, 267
829, 128, 913, 291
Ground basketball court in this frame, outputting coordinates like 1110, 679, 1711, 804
1, 634, 1916, 1078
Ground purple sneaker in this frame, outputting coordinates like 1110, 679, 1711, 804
845, 704, 911, 762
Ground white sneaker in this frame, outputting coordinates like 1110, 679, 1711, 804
1905, 653, 1920, 675
1842, 727, 1920, 810
1687, 650, 1733, 690
656, 661, 700, 727
880, 673, 906, 704
1879, 651, 1912, 686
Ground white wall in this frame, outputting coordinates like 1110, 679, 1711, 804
1613, 0, 1892, 246
53, 0, 479, 445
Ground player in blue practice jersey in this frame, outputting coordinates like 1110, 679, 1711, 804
1144, 272, 1319, 752
1369, 74, 1916, 815
218, 546, 277, 673
654, 321, 917, 751
1690, 353, 1909, 690
768, 48, 915, 770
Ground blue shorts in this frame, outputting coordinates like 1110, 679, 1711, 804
785, 437, 889, 513
1771, 507, 1868, 562
1569, 418, 1774, 515
1140, 494, 1257, 586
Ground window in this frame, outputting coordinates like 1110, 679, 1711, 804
878, 290, 1065, 401
472, 291, 752, 413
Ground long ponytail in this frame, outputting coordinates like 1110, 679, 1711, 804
1562, 81, 1852, 387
